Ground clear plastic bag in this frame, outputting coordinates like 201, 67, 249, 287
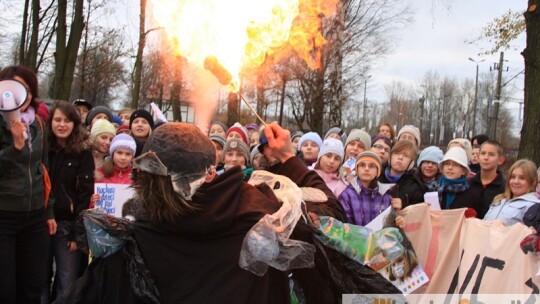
239, 170, 316, 276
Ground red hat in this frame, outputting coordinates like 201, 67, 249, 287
226, 122, 249, 145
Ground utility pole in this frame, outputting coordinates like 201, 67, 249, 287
419, 95, 425, 144
468, 57, 485, 136
362, 75, 371, 127
490, 52, 505, 139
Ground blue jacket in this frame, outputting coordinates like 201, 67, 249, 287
338, 178, 391, 226
484, 192, 540, 225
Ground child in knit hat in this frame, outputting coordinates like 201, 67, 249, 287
339, 129, 372, 184
297, 132, 323, 166
220, 138, 253, 180
313, 139, 347, 198
416, 146, 444, 188
397, 125, 420, 147
90, 119, 116, 168
226, 122, 250, 146
208, 121, 228, 137
291, 131, 304, 154
90, 134, 137, 207
338, 151, 392, 226
210, 134, 227, 171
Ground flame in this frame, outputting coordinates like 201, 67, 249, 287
149, 0, 337, 89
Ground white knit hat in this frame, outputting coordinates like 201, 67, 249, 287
398, 125, 421, 147
109, 134, 137, 156
297, 132, 323, 151
317, 138, 345, 163
439, 147, 470, 174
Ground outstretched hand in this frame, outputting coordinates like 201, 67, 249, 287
264, 122, 295, 164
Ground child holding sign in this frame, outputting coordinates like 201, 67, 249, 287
91, 134, 136, 207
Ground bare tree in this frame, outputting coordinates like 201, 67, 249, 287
52, 0, 85, 100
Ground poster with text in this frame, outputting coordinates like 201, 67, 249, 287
94, 183, 134, 217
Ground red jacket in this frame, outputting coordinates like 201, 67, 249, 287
95, 166, 132, 185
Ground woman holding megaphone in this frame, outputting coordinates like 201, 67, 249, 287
0, 65, 57, 303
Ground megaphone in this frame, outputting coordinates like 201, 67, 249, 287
0, 79, 28, 129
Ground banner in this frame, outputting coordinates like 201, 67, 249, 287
94, 183, 134, 217
399, 203, 540, 295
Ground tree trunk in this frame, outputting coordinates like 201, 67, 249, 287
52, 0, 85, 100
27, 0, 40, 70
131, 0, 146, 109
227, 92, 240, 125
19, 0, 29, 66
518, 1, 540, 164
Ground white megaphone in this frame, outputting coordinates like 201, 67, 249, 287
0, 79, 28, 129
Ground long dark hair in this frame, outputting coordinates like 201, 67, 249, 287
47, 101, 90, 154
131, 170, 200, 223
0, 65, 40, 111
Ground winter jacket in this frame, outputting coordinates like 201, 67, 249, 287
469, 170, 505, 218
0, 115, 54, 218
439, 185, 483, 216
314, 169, 347, 198
338, 178, 392, 226
379, 167, 428, 209
95, 166, 132, 184
49, 145, 94, 232
484, 192, 540, 225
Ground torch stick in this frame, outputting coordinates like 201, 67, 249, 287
204, 56, 267, 127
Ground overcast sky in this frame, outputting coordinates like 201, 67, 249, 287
370, 0, 526, 102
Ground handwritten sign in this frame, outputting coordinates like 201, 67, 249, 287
94, 183, 134, 217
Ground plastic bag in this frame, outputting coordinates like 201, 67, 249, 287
81, 209, 127, 258
239, 170, 316, 276
314, 216, 404, 266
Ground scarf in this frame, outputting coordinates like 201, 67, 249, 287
430, 175, 469, 209
384, 167, 402, 183
19, 106, 36, 151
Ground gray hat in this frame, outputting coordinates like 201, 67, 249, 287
85, 105, 113, 126
222, 138, 251, 166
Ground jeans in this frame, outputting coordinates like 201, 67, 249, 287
0, 208, 50, 304
51, 221, 84, 300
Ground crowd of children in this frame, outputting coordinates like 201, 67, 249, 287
2, 64, 539, 303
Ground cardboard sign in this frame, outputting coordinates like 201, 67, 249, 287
94, 183, 134, 217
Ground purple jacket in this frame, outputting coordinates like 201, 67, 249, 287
338, 178, 392, 226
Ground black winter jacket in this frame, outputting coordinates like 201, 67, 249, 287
49, 145, 94, 239
468, 170, 505, 218
0, 115, 54, 218
379, 167, 429, 209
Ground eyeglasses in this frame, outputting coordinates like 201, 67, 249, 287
372, 144, 391, 153
357, 162, 378, 170
443, 160, 462, 168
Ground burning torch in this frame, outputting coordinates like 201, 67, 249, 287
204, 56, 267, 127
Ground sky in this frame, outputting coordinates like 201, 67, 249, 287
370, 0, 526, 106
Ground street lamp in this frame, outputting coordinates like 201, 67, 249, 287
362, 75, 372, 127
468, 57, 485, 137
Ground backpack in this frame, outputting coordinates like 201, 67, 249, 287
35, 116, 52, 207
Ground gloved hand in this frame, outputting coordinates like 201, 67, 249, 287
520, 233, 540, 254
464, 208, 477, 218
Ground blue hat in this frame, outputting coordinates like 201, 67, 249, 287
297, 132, 323, 152
417, 146, 444, 167
112, 115, 123, 126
